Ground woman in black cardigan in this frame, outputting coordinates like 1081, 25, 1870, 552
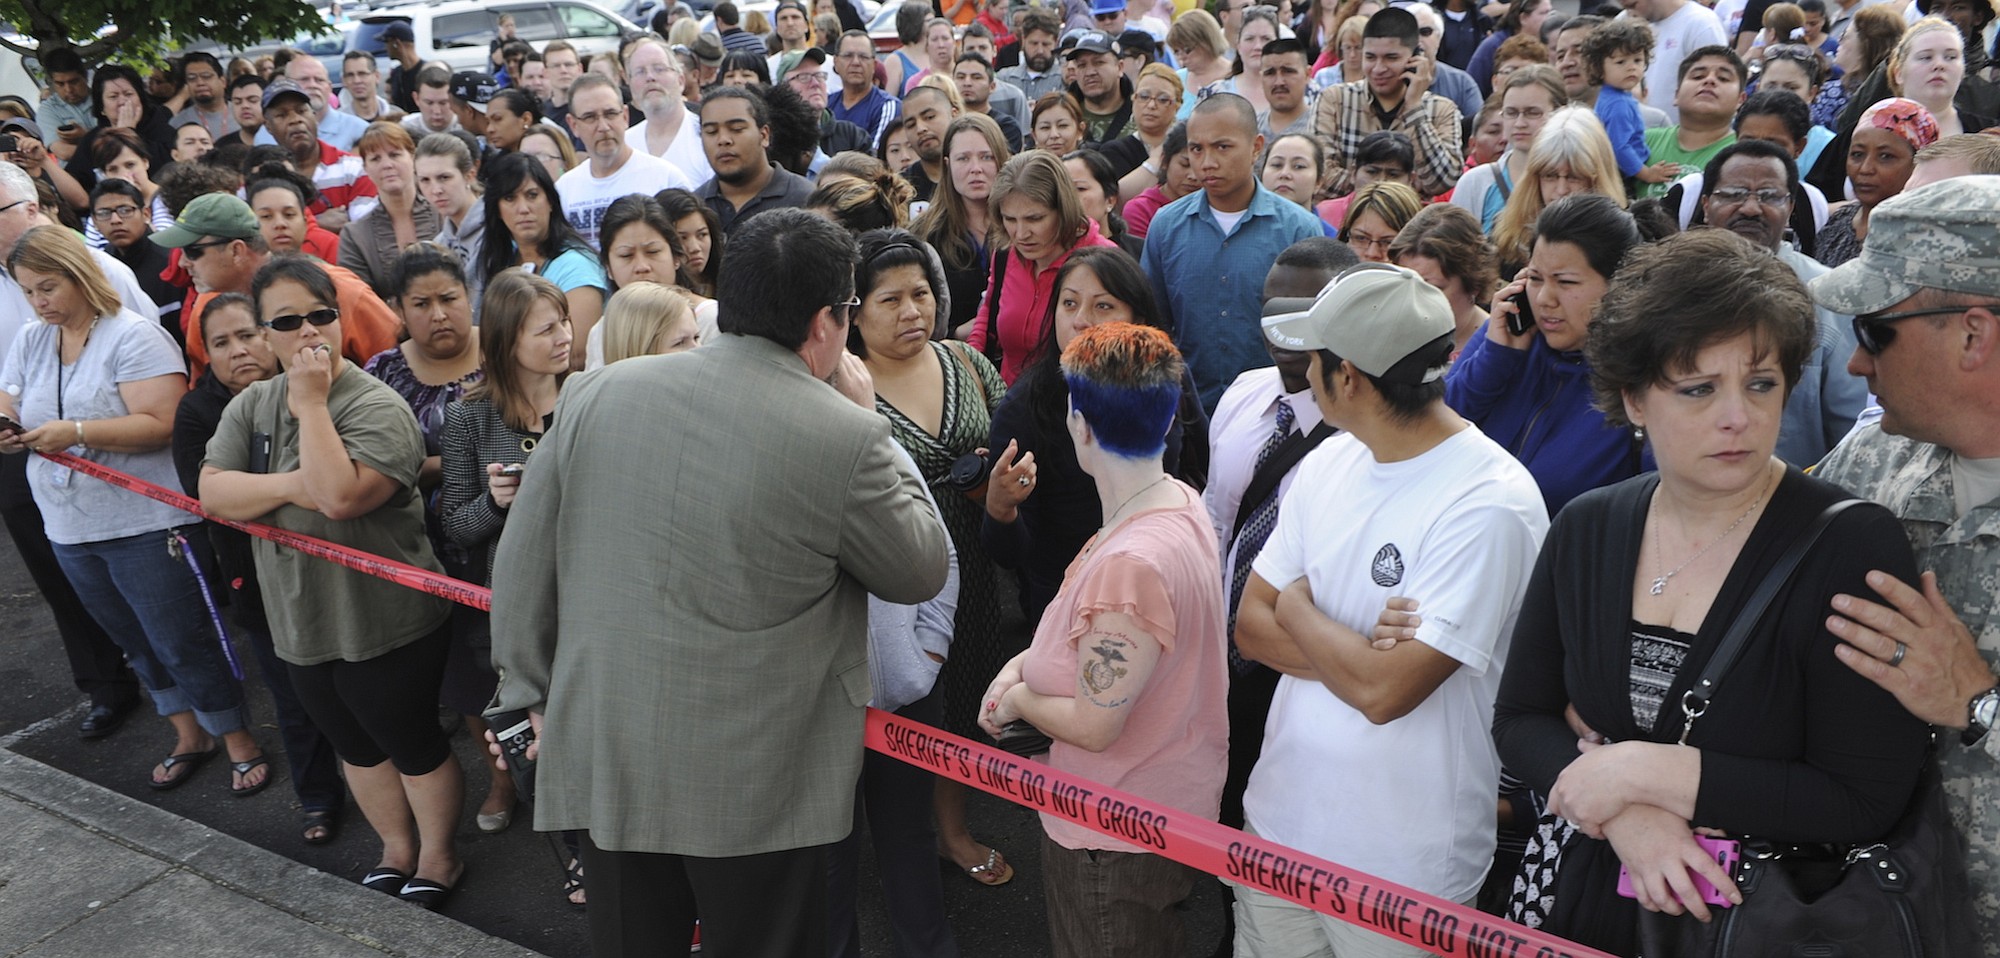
1488, 230, 1930, 955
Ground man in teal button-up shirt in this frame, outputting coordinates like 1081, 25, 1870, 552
1143, 94, 1326, 411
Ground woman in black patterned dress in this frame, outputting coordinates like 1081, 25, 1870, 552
847, 228, 1015, 886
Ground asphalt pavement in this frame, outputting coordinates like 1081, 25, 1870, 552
0, 535, 1229, 956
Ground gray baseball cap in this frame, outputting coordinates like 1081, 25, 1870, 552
1811, 175, 2000, 316
1262, 263, 1455, 384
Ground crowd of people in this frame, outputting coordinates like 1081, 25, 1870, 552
1, 0, 1998, 955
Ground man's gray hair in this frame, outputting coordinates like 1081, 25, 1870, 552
0, 162, 37, 206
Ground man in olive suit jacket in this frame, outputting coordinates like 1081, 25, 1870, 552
489, 208, 950, 957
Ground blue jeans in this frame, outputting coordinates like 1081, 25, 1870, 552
53, 530, 249, 737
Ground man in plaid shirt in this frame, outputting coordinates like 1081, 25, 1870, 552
1311, 7, 1464, 198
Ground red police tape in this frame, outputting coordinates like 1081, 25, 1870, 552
42, 448, 1612, 958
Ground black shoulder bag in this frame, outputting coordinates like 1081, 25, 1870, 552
1638, 499, 1981, 958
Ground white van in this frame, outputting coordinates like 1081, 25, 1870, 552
349, 0, 642, 76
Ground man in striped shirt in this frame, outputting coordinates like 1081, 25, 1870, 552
261, 79, 378, 233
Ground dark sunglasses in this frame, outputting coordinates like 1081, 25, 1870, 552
261, 307, 341, 332
181, 238, 234, 261
1851, 304, 1988, 355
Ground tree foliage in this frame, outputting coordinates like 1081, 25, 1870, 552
0, 0, 328, 69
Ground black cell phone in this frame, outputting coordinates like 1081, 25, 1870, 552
0, 134, 18, 153
0, 413, 24, 436
1507, 291, 1535, 337
487, 709, 539, 801
248, 431, 271, 474
57, 122, 77, 132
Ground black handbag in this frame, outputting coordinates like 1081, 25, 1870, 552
1637, 500, 1981, 958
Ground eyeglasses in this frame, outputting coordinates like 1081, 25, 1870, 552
786, 71, 827, 87
1709, 187, 1790, 208
91, 204, 141, 221
1500, 107, 1547, 121
0, 199, 29, 215
1538, 170, 1589, 186
180, 238, 233, 260
1852, 303, 1994, 355
1762, 44, 1818, 64
570, 108, 625, 126
261, 307, 341, 332
1133, 92, 1177, 105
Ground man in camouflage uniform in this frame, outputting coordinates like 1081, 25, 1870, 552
1810, 175, 2000, 950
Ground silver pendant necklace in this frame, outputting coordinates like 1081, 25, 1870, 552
1649, 466, 1775, 596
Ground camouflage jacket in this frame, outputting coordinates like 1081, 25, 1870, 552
1818, 424, 2000, 947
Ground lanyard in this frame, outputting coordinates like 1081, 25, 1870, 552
52, 318, 101, 421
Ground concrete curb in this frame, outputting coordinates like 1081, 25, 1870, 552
0, 748, 546, 958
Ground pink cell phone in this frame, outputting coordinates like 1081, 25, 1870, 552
1616, 835, 1740, 908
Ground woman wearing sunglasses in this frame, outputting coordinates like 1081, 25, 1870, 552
201, 255, 465, 910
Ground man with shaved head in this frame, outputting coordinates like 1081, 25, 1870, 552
1140, 93, 1326, 411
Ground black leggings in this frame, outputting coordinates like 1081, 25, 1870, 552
286, 625, 453, 776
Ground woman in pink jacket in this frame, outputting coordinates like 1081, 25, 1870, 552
968, 151, 1117, 384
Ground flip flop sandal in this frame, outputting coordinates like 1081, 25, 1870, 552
229, 754, 273, 797
561, 856, 587, 912
964, 847, 1014, 887
361, 867, 410, 896
147, 747, 219, 791
301, 809, 339, 846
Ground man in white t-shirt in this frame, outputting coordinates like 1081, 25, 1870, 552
558, 74, 695, 248
1626, 0, 1728, 121
1233, 263, 1550, 958
623, 36, 713, 184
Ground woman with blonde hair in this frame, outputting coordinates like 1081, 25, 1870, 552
1168, 10, 1234, 116
915, 112, 1012, 337
518, 126, 577, 183
968, 150, 1117, 383
1885, 17, 1992, 137
1340, 180, 1422, 263
598, 282, 700, 364
1453, 65, 1569, 231
1, 225, 266, 795
1489, 105, 1626, 276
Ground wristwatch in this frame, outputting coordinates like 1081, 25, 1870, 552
1964, 685, 2000, 748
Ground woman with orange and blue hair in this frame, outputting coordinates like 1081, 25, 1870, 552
977, 323, 1230, 958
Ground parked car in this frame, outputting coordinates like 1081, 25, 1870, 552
349, 0, 642, 75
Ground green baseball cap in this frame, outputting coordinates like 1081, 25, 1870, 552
1810, 175, 2000, 316
777, 47, 828, 81
151, 192, 260, 249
